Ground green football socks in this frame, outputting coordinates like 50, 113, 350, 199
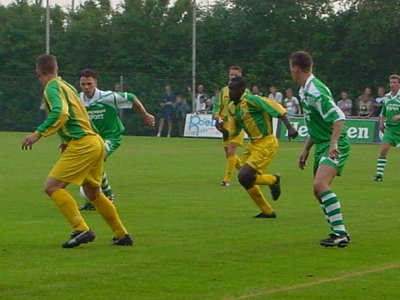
375, 158, 387, 179
101, 172, 114, 198
320, 190, 347, 236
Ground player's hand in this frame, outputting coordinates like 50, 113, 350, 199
143, 113, 155, 127
287, 127, 299, 141
221, 128, 229, 141
22, 132, 41, 150
298, 151, 309, 170
215, 119, 224, 131
329, 142, 340, 159
59, 143, 67, 153
392, 115, 400, 122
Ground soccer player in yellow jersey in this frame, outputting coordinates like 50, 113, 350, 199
213, 66, 245, 186
228, 76, 298, 218
22, 54, 133, 248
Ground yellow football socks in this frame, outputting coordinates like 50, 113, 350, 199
223, 155, 237, 183
223, 155, 242, 183
254, 173, 276, 185
50, 189, 89, 232
92, 193, 128, 238
247, 185, 274, 214
235, 155, 243, 170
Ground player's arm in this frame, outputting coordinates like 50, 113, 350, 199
379, 114, 386, 132
214, 89, 227, 132
391, 114, 400, 122
225, 110, 238, 141
280, 113, 298, 140
22, 85, 68, 149
255, 96, 298, 139
299, 138, 314, 170
329, 120, 344, 159
36, 84, 69, 137
215, 88, 226, 121
132, 97, 155, 127
212, 94, 220, 119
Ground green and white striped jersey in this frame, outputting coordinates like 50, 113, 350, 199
298, 74, 347, 144
80, 88, 137, 140
381, 90, 400, 127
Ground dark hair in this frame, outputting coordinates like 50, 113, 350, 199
36, 54, 58, 75
290, 51, 313, 72
79, 68, 97, 79
229, 76, 247, 88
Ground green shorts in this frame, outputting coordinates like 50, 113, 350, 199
313, 138, 350, 176
382, 126, 400, 147
104, 138, 122, 159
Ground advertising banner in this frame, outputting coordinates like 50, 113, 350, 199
183, 113, 277, 139
184, 113, 222, 138
184, 114, 381, 144
278, 117, 381, 143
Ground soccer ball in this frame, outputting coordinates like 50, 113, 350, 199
79, 186, 88, 200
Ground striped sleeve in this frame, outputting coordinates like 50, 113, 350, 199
251, 96, 287, 117
97, 91, 135, 109
36, 81, 69, 136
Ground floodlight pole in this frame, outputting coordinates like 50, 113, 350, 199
191, 0, 197, 112
45, 0, 50, 54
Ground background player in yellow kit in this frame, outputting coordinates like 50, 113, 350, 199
213, 65, 244, 186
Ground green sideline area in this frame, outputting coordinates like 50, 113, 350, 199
1, 131, 399, 299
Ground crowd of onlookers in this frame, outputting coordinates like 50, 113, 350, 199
156, 84, 386, 137
337, 86, 386, 118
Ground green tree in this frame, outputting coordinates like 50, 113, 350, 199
0, 1, 47, 131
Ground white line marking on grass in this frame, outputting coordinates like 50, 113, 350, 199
225, 263, 400, 300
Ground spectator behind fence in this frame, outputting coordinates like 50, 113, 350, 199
173, 95, 191, 136
372, 86, 386, 117
283, 88, 301, 116
337, 91, 353, 117
268, 85, 283, 104
157, 84, 176, 137
194, 84, 209, 113
205, 98, 213, 113
211, 87, 220, 103
251, 84, 262, 96
357, 87, 373, 118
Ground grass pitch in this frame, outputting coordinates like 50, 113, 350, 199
1, 131, 399, 299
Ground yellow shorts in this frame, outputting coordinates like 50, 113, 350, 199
242, 135, 278, 172
224, 131, 245, 147
222, 120, 245, 147
49, 134, 105, 187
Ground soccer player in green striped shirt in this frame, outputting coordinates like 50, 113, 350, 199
290, 50, 350, 248
78, 69, 155, 211
228, 76, 298, 218
374, 74, 400, 182
22, 54, 133, 247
